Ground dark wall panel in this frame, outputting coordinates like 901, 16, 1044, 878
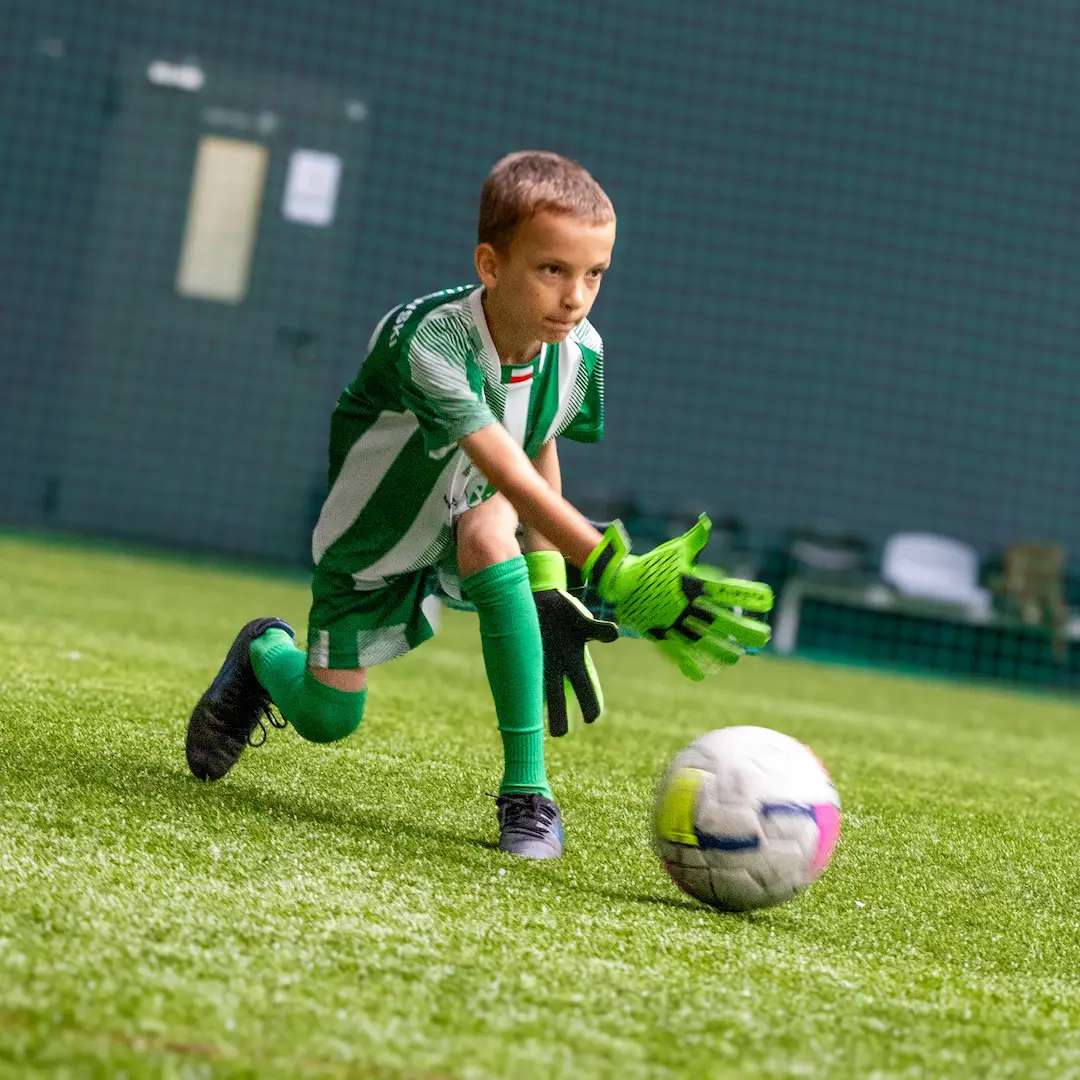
1, 1, 1077, 563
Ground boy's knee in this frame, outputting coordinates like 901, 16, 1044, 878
292, 675, 367, 744
457, 495, 520, 576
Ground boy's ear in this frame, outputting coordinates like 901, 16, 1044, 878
474, 242, 501, 288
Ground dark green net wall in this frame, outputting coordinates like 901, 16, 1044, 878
2, 1, 1078, 683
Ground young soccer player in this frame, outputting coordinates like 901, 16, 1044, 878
185, 151, 773, 859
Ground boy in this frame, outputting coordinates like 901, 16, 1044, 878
185, 151, 773, 859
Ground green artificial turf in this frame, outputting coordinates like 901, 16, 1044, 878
2, 533, 1080, 1079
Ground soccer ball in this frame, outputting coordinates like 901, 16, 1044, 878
654, 726, 841, 911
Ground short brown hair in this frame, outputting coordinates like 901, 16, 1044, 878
478, 150, 615, 250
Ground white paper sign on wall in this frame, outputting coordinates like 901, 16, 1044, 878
282, 149, 342, 227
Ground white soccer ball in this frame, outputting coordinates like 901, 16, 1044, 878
654, 726, 841, 911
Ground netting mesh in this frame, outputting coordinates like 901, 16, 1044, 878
1, 1, 1077, 686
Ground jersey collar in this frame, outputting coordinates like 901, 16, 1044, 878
468, 287, 504, 390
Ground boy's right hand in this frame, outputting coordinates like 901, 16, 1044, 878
581, 515, 774, 680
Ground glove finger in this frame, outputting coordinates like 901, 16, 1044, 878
701, 604, 772, 649
678, 644, 713, 680
673, 627, 746, 676
682, 514, 712, 562
696, 571, 775, 613
691, 614, 768, 654
545, 665, 570, 737
695, 631, 745, 668
566, 647, 604, 724
646, 516, 713, 578
677, 651, 707, 681
655, 634, 735, 681
667, 595, 768, 650
586, 618, 620, 645
655, 638, 704, 680
582, 648, 606, 721
560, 591, 620, 644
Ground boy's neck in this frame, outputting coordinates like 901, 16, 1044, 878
481, 290, 542, 367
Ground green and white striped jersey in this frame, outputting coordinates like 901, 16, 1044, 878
311, 285, 604, 588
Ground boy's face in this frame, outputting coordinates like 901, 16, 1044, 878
476, 210, 616, 344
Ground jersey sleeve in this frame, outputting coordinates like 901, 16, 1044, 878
400, 310, 497, 457
559, 324, 605, 444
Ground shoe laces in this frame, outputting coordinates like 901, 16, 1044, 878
247, 701, 288, 747
492, 793, 557, 840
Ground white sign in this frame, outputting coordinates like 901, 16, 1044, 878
147, 60, 205, 92
176, 136, 268, 304
282, 149, 342, 227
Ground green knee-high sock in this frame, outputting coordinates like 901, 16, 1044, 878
250, 628, 366, 744
462, 556, 551, 799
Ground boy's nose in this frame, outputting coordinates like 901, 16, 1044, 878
564, 280, 586, 309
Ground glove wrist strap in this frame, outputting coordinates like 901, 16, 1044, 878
582, 520, 631, 593
524, 549, 567, 592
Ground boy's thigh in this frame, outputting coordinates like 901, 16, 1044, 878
455, 493, 521, 578
308, 564, 440, 670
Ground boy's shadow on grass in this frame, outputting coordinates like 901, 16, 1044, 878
5, 737, 501, 863
181, 765, 505, 858
10, 741, 763, 919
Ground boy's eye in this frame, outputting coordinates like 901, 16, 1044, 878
588, 268, 606, 280
540, 264, 562, 276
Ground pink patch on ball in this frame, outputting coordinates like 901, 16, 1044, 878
811, 803, 841, 873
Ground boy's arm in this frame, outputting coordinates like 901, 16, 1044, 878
460, 424, 600, 567
461, 422, 774, 681
521, 438, 562, 554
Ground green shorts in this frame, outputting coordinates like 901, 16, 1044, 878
307, 551, 468, 670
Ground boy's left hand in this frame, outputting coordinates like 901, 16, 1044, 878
525, 550, 619, 736
533, 588, 619, 736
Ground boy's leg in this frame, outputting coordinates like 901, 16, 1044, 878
457, 495, 563, 859
250, 631, 368, 742
187, 564, 444, 781
186, 620, 369, 782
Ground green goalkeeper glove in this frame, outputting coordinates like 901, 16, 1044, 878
581, 515, 773, 680
526, 550, 620, 737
